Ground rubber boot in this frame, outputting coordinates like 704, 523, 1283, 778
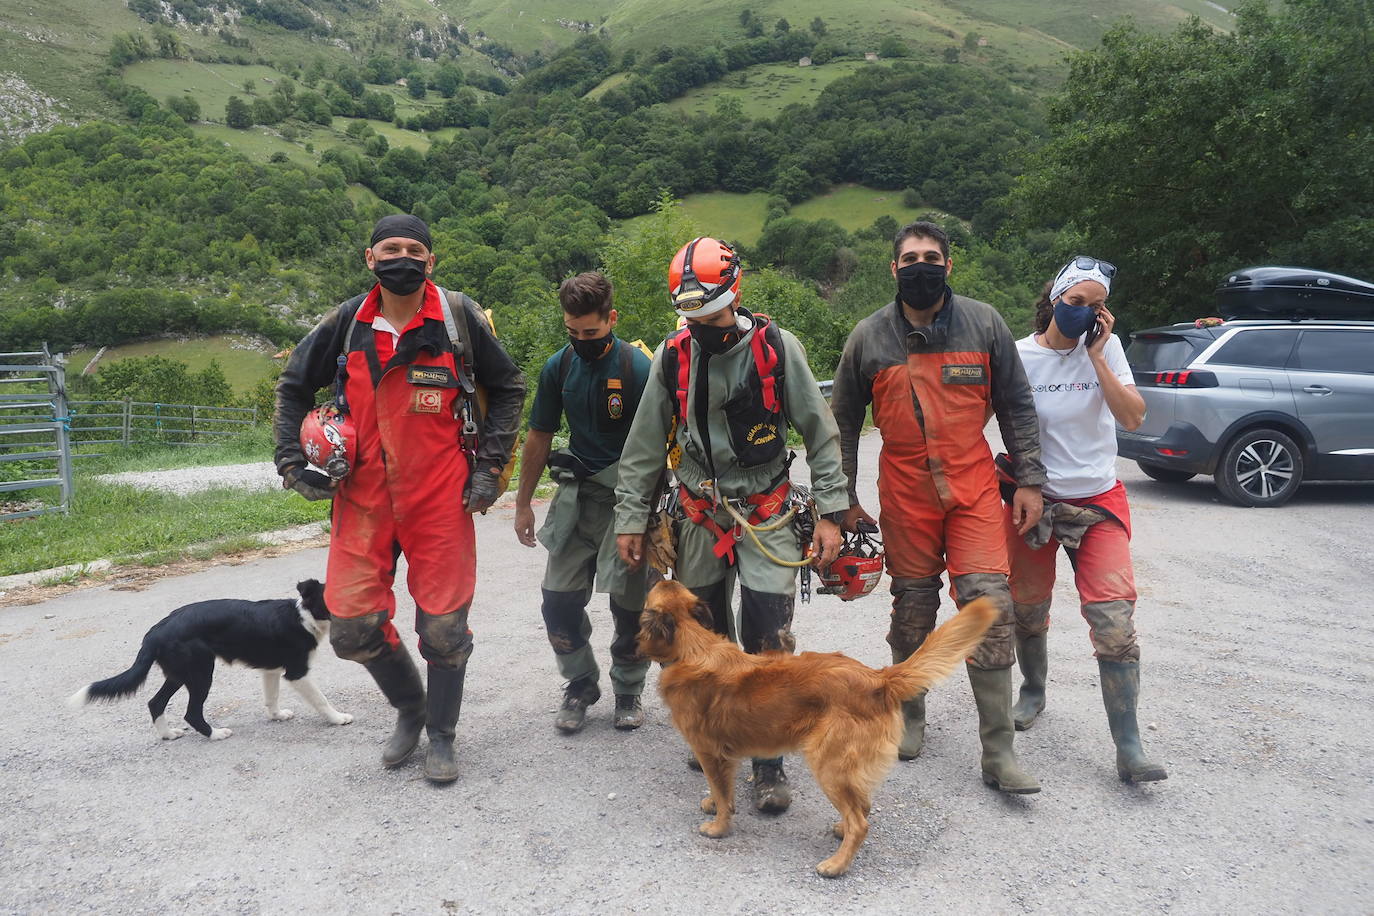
1099, 659, 1168, 783
1013, 633, 1048, 731
890, 644, 929, 760
752, 758, 791, 814
554, 675, 601, 734
424, 663, 466, 783
967, 664, 1041, 794
897, 693, 927, 760
362, 647, 427, 768
613, 694, 643, 730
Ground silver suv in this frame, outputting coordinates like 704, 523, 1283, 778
1116, 269, 1374, 507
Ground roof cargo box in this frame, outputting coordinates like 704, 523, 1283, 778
1216, 266, 1374, 318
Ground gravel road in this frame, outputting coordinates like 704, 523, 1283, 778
2, 430, 1371, 914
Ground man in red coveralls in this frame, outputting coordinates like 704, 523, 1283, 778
829, 221, 1045, 794
274, 215, 525, 783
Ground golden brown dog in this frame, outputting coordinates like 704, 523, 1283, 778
638, 579, 997, 878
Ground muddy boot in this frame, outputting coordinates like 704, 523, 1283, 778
967, 664, 1041, 794
1099, 659, 1168, 783
554, 676, 601, 734
892, 642, 929, 760
1013, 633, 1048, 731
897, 693, 927, 760
362, 647, 428, 768
423, 663, 466, 784
752, 758, 791, 814
613, 694, 643, 730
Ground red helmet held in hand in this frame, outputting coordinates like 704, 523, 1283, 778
818, 522, 884, 601
299, 404, 355, 480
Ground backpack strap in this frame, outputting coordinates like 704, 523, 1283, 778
438, 288, 478, 399
617, 337, 641, 420
662, 327, 693, 422
751, 314, 785, 414
557, 344, 574, 387
333, 293, 369, 413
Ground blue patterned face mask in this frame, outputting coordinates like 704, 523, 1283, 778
1053, 299, 1097, 339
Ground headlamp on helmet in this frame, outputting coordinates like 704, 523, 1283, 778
669, 237, 742, 318
299, 403, 356, 481
817, 521, 885, 601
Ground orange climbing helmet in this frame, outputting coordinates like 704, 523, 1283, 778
669, 237, 741, 317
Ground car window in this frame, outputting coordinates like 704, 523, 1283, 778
1293, 330, 1374, 374
1125, 336, 1202, 371
1208, 329, 1299, 369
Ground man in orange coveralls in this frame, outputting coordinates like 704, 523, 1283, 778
274, 215, 525, 784
829, 220, 1045, 794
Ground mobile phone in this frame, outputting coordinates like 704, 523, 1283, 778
1084, 310, 1103, 347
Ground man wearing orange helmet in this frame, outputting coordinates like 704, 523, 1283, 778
274, 214, 525, 784
830, 220, 1045, 794
613, 237, 849, 814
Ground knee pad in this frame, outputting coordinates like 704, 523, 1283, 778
416, 607, 474, 669
688, 580, 732, 637
739, 587, 795, 655
329, 612, 391, 664
540, 588, 591, 654
888, 576, 942, 656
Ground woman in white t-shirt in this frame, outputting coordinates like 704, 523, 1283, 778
1004, 256, 1166, 783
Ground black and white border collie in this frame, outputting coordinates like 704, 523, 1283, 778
68, 579, 352, 740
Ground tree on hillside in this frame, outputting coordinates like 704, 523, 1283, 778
225, 96, 253, 129
878, 36, 907, 58
775, 18, 790, 34
1014, 0, 1374, 327
810, 17, 828, 37
166, 95, 201, 123
108, 33, 152, 67
152, 25, 184, 59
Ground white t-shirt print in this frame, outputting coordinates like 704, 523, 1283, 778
1016, 332, 1135, 500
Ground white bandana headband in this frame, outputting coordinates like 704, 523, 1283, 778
1051, 260, 1113, 302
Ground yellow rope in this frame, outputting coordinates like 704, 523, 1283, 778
721, 498, 812, 567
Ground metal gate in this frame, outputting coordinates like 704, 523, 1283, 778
0, 346, 73, 521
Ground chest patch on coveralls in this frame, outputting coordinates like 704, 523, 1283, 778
412, 389, 444, 413
406, 366, 457, 387
941, 364, 987, 385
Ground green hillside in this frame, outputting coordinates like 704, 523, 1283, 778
667, 59, 890, 120
451, 0, 1232, 58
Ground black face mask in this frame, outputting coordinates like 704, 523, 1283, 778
896, 261, 948, 311
688, 320, 741, 356
372, 256, 427, 295
570, 332, 613, 362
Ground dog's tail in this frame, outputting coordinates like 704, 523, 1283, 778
67, 641, 157, 708
882, 597, 999, 702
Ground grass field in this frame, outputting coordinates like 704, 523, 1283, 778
622, 184, 949, 247
667, 58, 889, 120
791, 184, 939, 231
64, 335, 282, 394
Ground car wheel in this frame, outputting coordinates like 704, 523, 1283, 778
1215, 428, 1304, 507
1136, 461, 1197, 484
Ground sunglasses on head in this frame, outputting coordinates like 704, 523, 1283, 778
1059, 255, 1117, 280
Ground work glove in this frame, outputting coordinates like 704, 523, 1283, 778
463, 466, 502, 513
282, 465, 336, 501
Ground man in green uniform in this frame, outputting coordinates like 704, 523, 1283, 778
614, 237, 847, 814
515, 272, 655, 733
